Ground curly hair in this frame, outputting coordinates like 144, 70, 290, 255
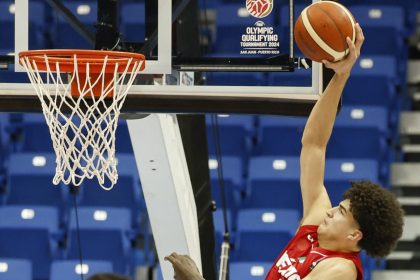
343, 180, 404, 258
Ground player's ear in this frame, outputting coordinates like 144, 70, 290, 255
347, 229, 362, 242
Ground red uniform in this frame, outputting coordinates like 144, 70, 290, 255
265, 225, 363, 280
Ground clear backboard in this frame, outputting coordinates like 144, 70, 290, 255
0, 0, 321, 115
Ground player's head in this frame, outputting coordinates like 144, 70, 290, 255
318, 180, 404, 257
343, 180, 404, 257
87, 273, 131, 280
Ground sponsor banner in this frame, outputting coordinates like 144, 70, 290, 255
240, 0, 280, 55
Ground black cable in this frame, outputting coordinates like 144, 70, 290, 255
73, 194, 85, 280
201, 0, 210, 55
210, 114, 230, 280
210, 114, 229, 235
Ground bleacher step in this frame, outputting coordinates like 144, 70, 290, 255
397, 197, 420, 215
372, 270, 420, 280
402, 144, 420, 161
400, 112, 420, 143
391, 163, 420, 194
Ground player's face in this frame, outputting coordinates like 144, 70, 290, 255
318, 199, 360, 240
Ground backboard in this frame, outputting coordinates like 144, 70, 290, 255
0, 0, 322, 115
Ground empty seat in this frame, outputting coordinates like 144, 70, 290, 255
235, 209, 299, 261
349, 6, 405, 57
20, 113, 54, 152
259, 106, 388, 160
78, 154, 143, 224
324, 159, 379, 206
248, 157, 379, 210
209, 157, 244, 210
230, 262, 272, 280
328, 106, 388, 160
6, 153, 68, 209
257, 115, 306, 156
50, 260, 113, 280
206, 114, 255, 160
66, 207, 132, 274
0, 259, 32, 280
0, 206, 59, 280
343, 56, 398, 108
248, 156, 302, 212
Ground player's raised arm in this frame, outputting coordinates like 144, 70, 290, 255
300, 24, 364, 226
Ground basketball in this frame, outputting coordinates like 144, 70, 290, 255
294, 1, 356, 62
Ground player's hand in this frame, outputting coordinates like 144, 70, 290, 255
165, 252, 205, 280
322, 23, 364, 76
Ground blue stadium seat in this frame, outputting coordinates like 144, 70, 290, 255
50, 260, 113, 280
230, 262, 273, 280
235, 209, 299, 261
0, 259, 32, 280
53, 1, 97, 49
349, 6, 405, 57
324, 159, 379, 206
206, 114, 255, 160
0, 206, 59, 280
78, 154, 143, 225
120, 3, 146, 43
0, 1, 46, 51
349, 5, 407, 86
257, 115, 306, 156
6, 153, 68, 209
20, 113, 54, 152
342, 56, 398, 126
248, 156, 302, 213
328, 106, 388, 161
66, 207, 133, 274
209, 156, 244, 210
248, 156, 379, 210
258, 105, 390, 160
364, 0, 419, 35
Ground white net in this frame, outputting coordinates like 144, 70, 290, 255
19, 52, 144, 189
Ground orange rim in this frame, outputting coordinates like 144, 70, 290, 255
19, 49, 146, 73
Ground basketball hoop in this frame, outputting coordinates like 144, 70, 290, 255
19, 49, 145, 189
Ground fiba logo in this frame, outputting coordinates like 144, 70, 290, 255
246, 0, 273, 18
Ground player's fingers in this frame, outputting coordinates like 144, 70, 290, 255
355, 23, 364, 50
346, 37, 357, 59
165, 255, 175, 264
165, 252, 179, 264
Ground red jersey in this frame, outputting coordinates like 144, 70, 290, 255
265, 225, 363, 280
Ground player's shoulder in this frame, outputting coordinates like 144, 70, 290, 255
307, 258, 357, 280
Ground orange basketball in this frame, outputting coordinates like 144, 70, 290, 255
294, 1, 356, 62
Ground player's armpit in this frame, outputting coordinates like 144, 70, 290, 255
302, 258, 357, 280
